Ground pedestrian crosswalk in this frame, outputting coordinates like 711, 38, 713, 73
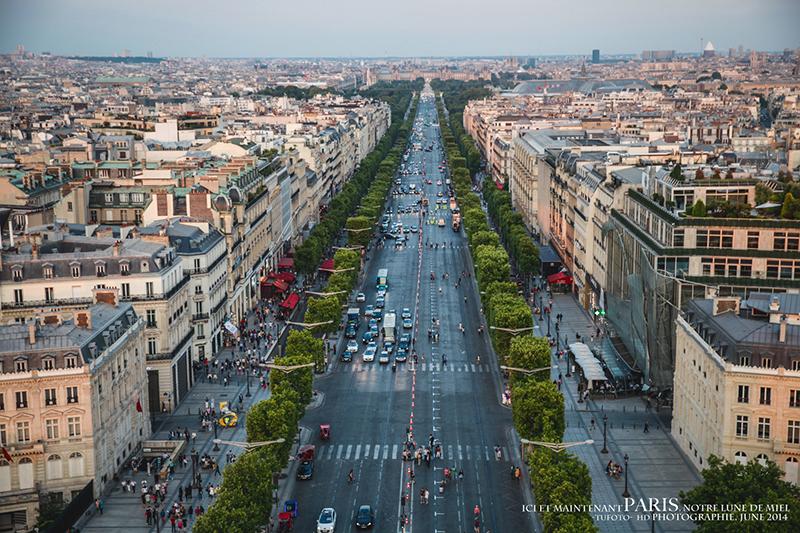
313, 443, 514, 463
336, 363, 492, 373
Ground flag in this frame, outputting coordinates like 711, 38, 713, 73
133, 391, 143, 413
1, 445, 12, 463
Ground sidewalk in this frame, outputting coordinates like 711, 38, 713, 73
546, 294, 702, 532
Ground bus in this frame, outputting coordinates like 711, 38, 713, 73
377, 269, 388, 290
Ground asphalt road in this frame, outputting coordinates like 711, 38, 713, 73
291, 86, 533, 533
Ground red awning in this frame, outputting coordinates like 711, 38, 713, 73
287, 247, 296, 257
277, 257, 294, 269
276, 272, 295, 282
319, 259, 335, 271
267, 270, 277, 278
273, 279, 289, 292
281, 293, 300, 309
548, 272, 573, 284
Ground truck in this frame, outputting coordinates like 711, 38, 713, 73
383, 313, 397, 344
452, 212, 461, 231
347, 308, 360, 328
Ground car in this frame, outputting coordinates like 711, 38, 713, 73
399, 334, 410, 350
347, 340, 359, 353
297, 460, 314, 480
437, 192, 444, 197
365, 305, 374, 316
395, 349, 407, 362
355, 505, 374, 529
402, 308, 411, 319
345, 325, 357, 338
363, 347, 376, 362
403, 318, 413, 329
356, 292, 366, 302
377, 288, 387, 297
341, 350, 352, 362
376, 296, 385, 308
370, 325, 379, 336
363, 331, 373, 344
410, 226, 418, 233
368, 319, 377, 329
379, 350, 390, 364
373, 308, 382, 321
367, 341, 377, 351
403, 227, 410, 233
317, 508, 337, 533
383, 341, 393, 353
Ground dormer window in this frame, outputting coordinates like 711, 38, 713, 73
141, 261, 149, 273
65, 355, 77, 369
95, 261, 106, 277
120, 261, 130, 276
12, 266, 22, 282
71, 262, 81, 278
42, 354, 55, 371
43, 263, 53, 280
15, 356, 28, 373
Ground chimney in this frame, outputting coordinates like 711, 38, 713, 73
769, 297, 780, 312
96, 227, 114, 239
113, 240, 121, 256
779, 314, 788, 343
28, 319, 36, 345
74, 309, 92, 330
31, 244, 39, 260
92, 287, 120, 307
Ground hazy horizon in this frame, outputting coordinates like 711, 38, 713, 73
1, 0, 799, 59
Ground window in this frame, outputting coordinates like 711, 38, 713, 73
747, 231, 759, 249
120, 209, 127, 221
14, 289, 23, 304
791, 390, 800, 408
793, 360, 800, 372
45, 388, 57, 406
66, 386, 78, 404
17, 421, 31, 443
146, 310, 156, 328
104, 193, 114, 203
12, 268, 22, 282
740, 356, 750, 367
45, 287, 54, 303
760, 387, 772, 405
43, 357, 54, 370
196, 324, 205, 338
789, 421, 800, 444
132, 193, 144, 203
696, 230, 733, 248
43, 266, 53, 279
90, 210, 98, 222
0, 423, 6, 445
736, 415, 749, 437
71, 265, 81, 278
119, 193, 129, 203
195, 302, 203, 314
762, 358, 772, 369
47, 454, 63, 480
758, 417, 771, 439
146, 282, 154, 297
148, 338, 157, 355
65, 355, 77, 369
67, 417, 81, 437
194, 259, 201, 270
673, 230, 685, 248
15, 358, 27, 372
774, 232, 800, 251
67, 201, 73, 212
46, 419, 59, 439
0, 393, 4, 410
195, 285, 203, 295
96, 263, 106, 277
120, 263, 129, 276
122, 283, 130, 297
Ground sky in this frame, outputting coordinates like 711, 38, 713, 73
1, 0, 799, 59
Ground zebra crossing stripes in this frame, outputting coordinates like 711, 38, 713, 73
313, 443, 510, 462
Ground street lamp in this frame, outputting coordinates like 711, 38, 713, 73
285, 320, 333, 329
317, 267, 355, 274
565, 346, 572, 378
267, 362, 315, 374
490, 326, 537, 335
622, 453, 631, 498
305, 290, 347, 297
520, 439, 595, 464
213, 419, 220, 451
332, 245, 364, 250
500, 365, 557, 376
601, 414, 609, 454
212, 438, 285, 451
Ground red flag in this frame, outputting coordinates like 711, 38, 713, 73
1, 445, 12, 463
133, 391, 143, 413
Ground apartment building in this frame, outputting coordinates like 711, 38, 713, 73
0, 296, 149, 531
0, 232, 192, 412
673, 294, 800, 484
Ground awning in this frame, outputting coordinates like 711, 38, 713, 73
276, 272, 295, 282
548, 272, 573, 284
755, 202, 781, 209
277, 257, 294, 269
287, 247, 296, 257
319, 259, 335, 271
281, 293, 300, 309
267, 270, 277, 278
569, 342, 607, 389
273, 279, 289, 292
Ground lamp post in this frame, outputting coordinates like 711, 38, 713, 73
622, 453, 631, 498
212, 437, 285, 452
565, 346, 572, 378
489, 325, 537, 336
246, 367, 251, 397
601, 415, 609, 454
520, 439, 594, 464
500, 365, 557, 377
153, 497, 161, 533
213, 419, 220, 451
546, 310, 551, 337
305, 290, 347, 297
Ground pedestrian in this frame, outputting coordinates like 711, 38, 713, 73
425, 489, 430, 504
95, 498, 103, 515
192, 431, 196, 444
644, 421, 650, 434
591, 417, 595, 430
420, 488, 425, 504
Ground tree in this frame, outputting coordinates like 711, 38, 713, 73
276, 330, 318, 405
695, 169, 705, 180
35, 492, 68, 530
246, 382, 299, 464
471, 230, 500, 249
347, 216, 372, 248
511, 380, 565, 442
692, 199, 707, 217
516, 238, 541, 276
669, 164, 683, 181
507, 336, 552, 388
781, 193, 796, 219
679, 455, 800, 532
304, 296, 341, 336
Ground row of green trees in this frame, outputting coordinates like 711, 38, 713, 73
192, 330, 317, 533
293, 88, 420, 276
433, 88, 596, 532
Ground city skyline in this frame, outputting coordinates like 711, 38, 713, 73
2, 0, 799, 59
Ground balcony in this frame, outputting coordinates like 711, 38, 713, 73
2, 296, 93, 310
184, 253, 227, 277
147, 329, 194, 361
120, 274, 189, 303
192, 312, 210, 323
